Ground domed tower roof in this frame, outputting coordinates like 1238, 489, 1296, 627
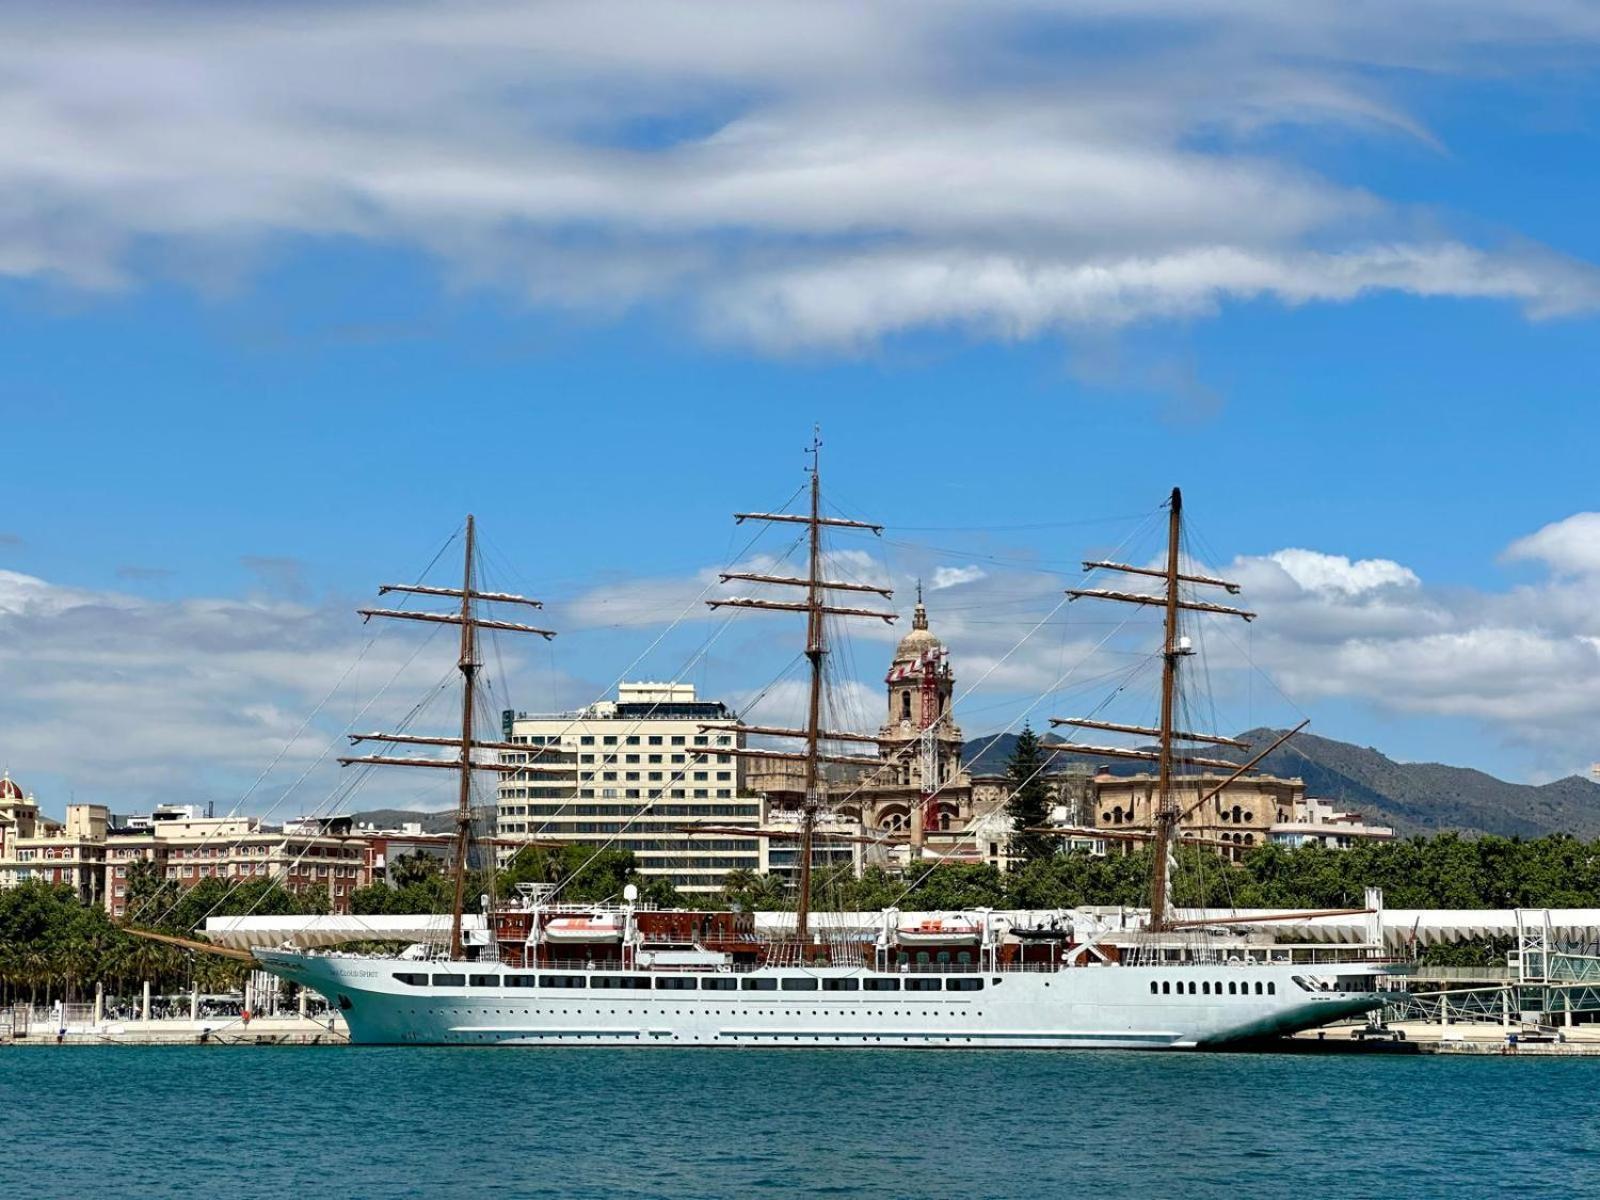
0, 773, 23, 800
893, 596, 942, 660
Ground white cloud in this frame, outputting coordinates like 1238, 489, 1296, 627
1, 2, 1598, 347
1213, 516, 1600, 771
0, 568, 560, 814
1265, 548, 1421, 595
1504, 512, 1600, 577
931, 565, 986, 590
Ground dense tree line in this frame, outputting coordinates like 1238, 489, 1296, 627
0, 874, 326, 1005
786, 834, 1600, 915
6, 831, 1595, 999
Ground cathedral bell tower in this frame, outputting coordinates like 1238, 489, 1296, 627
880, 586, 963, 791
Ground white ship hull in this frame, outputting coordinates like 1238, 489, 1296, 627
256, 950, 1397, 1050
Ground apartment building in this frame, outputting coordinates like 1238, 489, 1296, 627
0, 776, 109, 906
0, 782, 376, 917
496, 682, 763, 893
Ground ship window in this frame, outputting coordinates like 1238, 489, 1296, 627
781, 978, 819, 991
1188, 982, 1197, 995
863, 979, 900, 992
468, 974, 497, 988
1268, 982, 1276, 995
592, 976, 652, 990
506, 975, 539, 988
656, 977, 697, 990
742, 978, 778, 991
1161, 981, 1171, 995
905, 978, 941, 992
823, 979, 860, 991
1150, 982, 1158, 995
432, 974, 466, 987
703, 978, 737, 991
946, 979, 982, 991
538, 976, 585, 988
1228, 982, 1236, 995
393, 972, 429, 986
1254, 982, 1263, 995
1202, 982, 1210, 995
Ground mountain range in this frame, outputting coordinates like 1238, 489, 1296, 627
963, 728, 1600, 839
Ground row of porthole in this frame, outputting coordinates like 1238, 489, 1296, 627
1150, 980, 1276, 996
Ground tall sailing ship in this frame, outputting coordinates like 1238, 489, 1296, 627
254, 461, 1408, 1048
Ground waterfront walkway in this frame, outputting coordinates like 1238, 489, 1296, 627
3, 1010, 348, 1046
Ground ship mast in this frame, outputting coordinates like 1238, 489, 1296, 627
1150, 490, 1184, 928
703, 432, 895, 944
1045, 487, 1255, 932
340, 515, 556, 960
799, 455, 826, 941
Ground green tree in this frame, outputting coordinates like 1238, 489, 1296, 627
494, 844, 682, 908
717, 868, 788, 912
1004, 725, 1056, 867
390, 849, 442, 889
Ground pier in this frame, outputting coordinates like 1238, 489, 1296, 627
2, 1008, 348, 1046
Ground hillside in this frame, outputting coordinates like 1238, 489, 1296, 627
962, 729, 1600, 839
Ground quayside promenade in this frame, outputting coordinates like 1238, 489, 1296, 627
2, 1001, 347, 1045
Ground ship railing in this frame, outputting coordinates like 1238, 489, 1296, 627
521, 956, 1067, 975
500, 899, 663, 915
1121, 946, 1408, 968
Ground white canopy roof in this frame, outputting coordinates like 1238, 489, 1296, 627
204, 907, 1600, 951
204, 913, 485, 950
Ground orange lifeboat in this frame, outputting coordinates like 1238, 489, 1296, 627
543, 914, 624, 943
895, 918, 981, 947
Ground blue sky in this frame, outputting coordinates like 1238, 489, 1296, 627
2, 2, 1599, 817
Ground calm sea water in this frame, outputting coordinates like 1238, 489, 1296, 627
2, 1047, 1596, 1198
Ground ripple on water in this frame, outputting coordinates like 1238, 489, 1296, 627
0, 1046, 1595, 1199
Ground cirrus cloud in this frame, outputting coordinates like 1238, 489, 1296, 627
1, 2, 1599, 349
